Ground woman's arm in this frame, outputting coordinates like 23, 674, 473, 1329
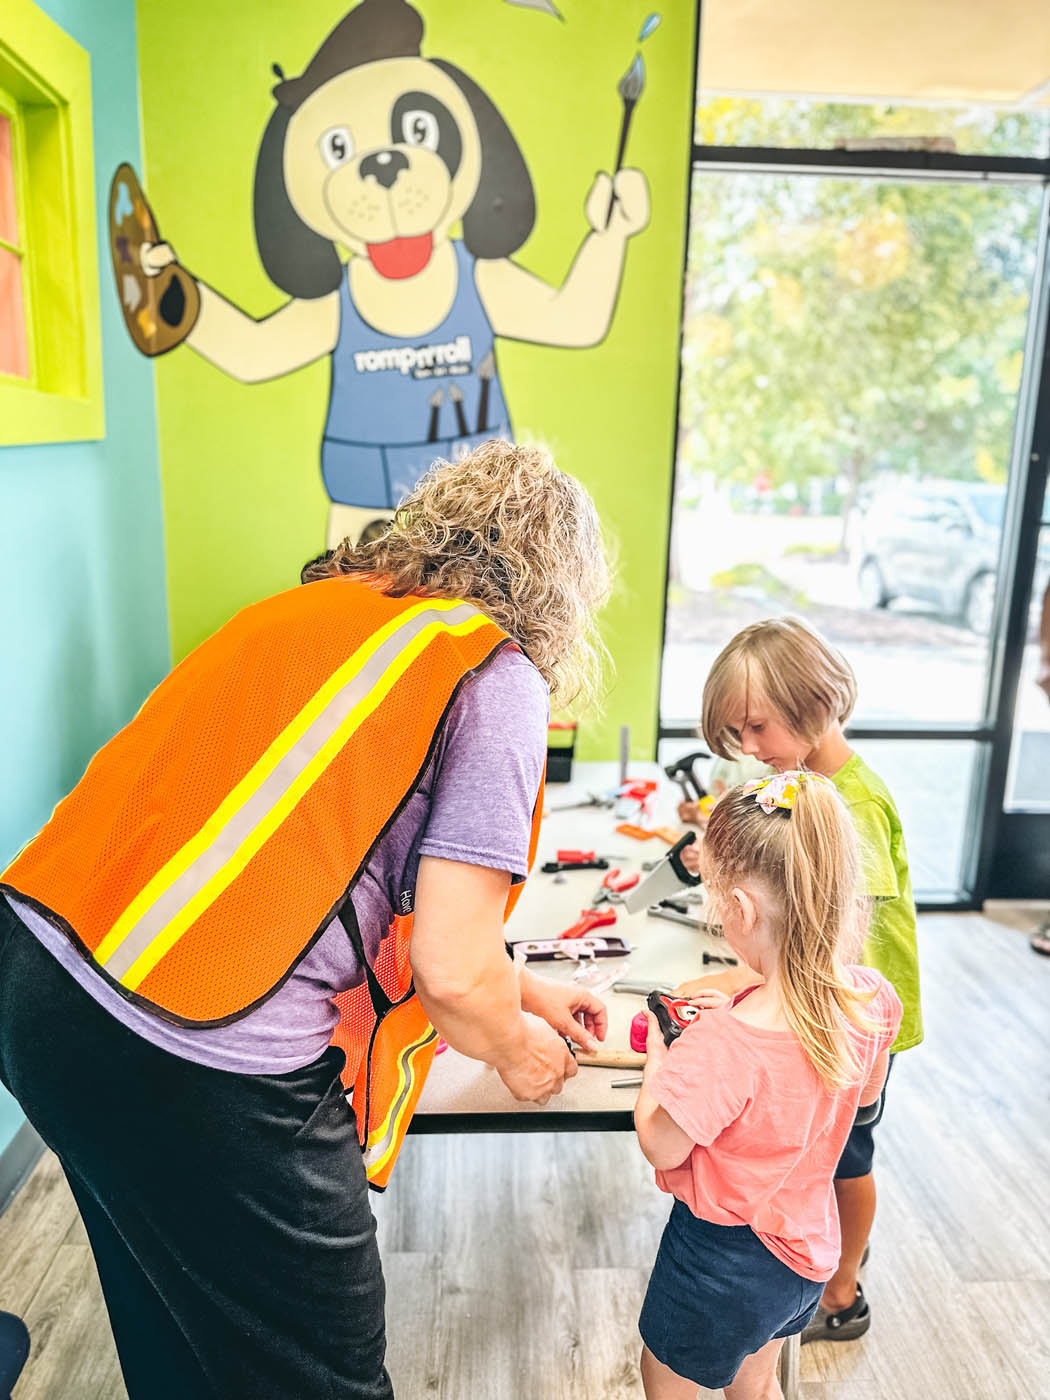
633, 1013, 695, 1170
410, 856, 576, 1103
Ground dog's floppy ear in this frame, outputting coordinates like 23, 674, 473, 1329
253, 103, 343, 299
431, 59, 535, 260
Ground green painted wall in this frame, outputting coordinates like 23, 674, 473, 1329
135, 0, 695, 757
0, 0, 168, 1154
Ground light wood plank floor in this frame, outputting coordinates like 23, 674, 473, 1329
2, 906, 1048, 1399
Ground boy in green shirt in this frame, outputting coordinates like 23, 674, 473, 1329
696, 616, 923, 1343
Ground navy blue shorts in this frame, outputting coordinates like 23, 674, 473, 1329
835, 1054, 894, 1180
639, 1200, 823, 1389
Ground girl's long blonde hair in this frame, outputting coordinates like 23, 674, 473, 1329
304, 440, 611, 708
703, 775, 878, 1090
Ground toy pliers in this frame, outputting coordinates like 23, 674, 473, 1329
591, 869, 641, 907
558, 907, 618, 939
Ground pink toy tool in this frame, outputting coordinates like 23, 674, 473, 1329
629, 992, 705, 1052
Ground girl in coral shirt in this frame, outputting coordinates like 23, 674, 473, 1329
634, 771, 901, 1399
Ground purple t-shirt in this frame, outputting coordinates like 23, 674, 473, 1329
9, 647, 548, 1074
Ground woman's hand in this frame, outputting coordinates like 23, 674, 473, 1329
495, 1013, 577, 1105
519, 970, 607, 1054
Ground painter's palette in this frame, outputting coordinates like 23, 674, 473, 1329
108, 163, 199, 356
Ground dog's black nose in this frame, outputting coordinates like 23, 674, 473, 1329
359, 150, 409, 189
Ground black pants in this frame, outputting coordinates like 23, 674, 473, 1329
0, 900, 392, 1400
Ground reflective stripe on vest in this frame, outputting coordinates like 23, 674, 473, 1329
2, 581, 517, 1025
334, 772, 546, 1191
95, 598, 486, 990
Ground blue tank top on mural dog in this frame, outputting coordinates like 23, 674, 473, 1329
321, 240, 512, 510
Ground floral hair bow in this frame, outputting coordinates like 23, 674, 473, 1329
741, 769, 834, 814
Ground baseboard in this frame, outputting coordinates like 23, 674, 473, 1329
0, 1120, 44, 1216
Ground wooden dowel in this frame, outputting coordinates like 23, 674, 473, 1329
574, 1049, 645, 1069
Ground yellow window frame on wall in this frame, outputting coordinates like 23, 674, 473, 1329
0, 0, 103, 446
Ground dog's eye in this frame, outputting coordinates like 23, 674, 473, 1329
320, 127, 354, 170
398, 110, 440, 152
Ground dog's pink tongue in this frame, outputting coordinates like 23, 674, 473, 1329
366, 233, 433, 280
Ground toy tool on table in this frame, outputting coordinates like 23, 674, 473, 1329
558, 907, 618, 940
546, 792, 616, 813
591, 869, 641, 906
512, 935, 630, 961
616, 823, 682, 843
648, 902, 706, 931
622, 832, 703, 913
629, 991, 705, 1052
542, 854, 609, 873
574, 1049, 645, 1069
614, 778, 659, 820
613, 979, 673, 996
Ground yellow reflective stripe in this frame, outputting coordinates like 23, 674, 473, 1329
119, 612, 489, 991
94, 597, 456, 968
364, 1029, 436, 1180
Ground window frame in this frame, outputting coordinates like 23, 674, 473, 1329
0, 0, 104, 445
658, 128, 1050, 910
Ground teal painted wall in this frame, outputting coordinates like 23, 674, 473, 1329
0, 0, 168, 1154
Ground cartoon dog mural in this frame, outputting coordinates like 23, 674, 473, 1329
109, 0, 650, 546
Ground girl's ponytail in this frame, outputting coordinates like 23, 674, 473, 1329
704, 772, 878, 1091
779, 779, 874, 1090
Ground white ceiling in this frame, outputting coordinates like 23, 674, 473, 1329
700, 0, 1050, 106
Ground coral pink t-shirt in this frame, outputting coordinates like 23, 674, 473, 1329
650, 967, 902, 1281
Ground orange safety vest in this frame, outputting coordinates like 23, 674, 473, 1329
3, 578, 544, 1187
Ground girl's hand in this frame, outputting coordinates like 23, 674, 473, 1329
676, 799, 706, 827
683, 989, 730, 1010
643, 1011, 670, 1071
519, 970, 607, 1054
679, 840, 701, 876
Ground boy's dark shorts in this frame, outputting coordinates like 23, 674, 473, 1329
834, 1054, 894, 1180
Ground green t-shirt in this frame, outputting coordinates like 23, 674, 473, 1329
831, 753, 923, 1053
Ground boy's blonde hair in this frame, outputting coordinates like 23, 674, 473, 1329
702, 617, 857, 759
304, 440, 611, 709
703, 776, 876, 1091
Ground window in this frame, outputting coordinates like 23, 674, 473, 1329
0, 108, 30, 379
0, 0, 103, 445
663, 89, 1050, 906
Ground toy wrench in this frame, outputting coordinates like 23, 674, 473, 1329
558, 907, 618, 940
591, 868, 641, 907
647, 903, 707, 930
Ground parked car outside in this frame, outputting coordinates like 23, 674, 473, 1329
855, 478, 1049, 635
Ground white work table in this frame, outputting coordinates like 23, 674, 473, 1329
411, 761, 732, 1134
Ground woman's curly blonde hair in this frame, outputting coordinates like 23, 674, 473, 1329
304, 440, 612, 707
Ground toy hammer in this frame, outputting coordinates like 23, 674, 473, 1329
664, 750, 709, 805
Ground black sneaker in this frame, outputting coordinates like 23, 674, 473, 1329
801, 1283, 871, 1344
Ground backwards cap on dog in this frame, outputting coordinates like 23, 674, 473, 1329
272, 0, 423, 110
